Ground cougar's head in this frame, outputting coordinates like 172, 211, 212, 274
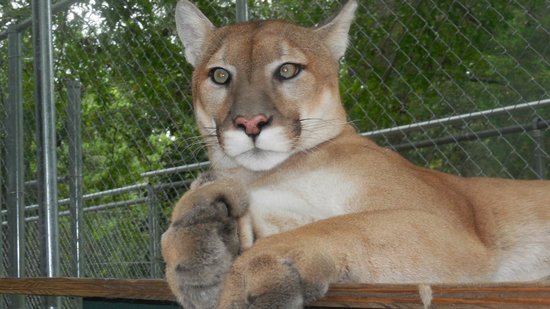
175, 0, 357, 171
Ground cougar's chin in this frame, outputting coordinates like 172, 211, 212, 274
222, 127, 294, 171
234, 151, 291, 171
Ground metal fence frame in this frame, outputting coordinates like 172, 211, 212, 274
0, 1, 548, 308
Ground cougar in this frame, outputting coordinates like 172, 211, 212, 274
161, 0, 550, 308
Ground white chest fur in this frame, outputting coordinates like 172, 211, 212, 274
238, 168, 358, 249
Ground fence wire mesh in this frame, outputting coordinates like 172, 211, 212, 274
0, 0, 549, 308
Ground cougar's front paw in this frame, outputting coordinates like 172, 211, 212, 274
218, 244, 333, 309
161, 180, 248, 309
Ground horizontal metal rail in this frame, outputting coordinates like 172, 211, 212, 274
140, 161, 209, 178
0, 180, 190, 218
2, 197, 151, 226
15, 198, 151, 225
362, 98, 550, 138
154, 180, 192, 190
1, 182, 150, 216
72, 183, 150, 201
393, 118, 550, 151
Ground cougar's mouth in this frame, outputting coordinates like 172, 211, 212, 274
221, 126, 294, 171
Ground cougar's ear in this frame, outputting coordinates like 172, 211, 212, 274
314, 0, 358, 61
175, 0, 215, 67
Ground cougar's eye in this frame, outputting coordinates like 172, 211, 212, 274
209, 67, 231, 85
276, 63, 302, 80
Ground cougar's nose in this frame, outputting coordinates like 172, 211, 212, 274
234, 114, 270, 137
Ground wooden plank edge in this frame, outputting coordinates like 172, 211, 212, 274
0, 278, 175, 302
0, 278, 549, 307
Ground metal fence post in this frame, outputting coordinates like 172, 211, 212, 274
147, 184, 162, 278
67, 80, 83, 277
67, 80, 83, 308
236, 0, 248, 22
32, 0, 60, 308
532, 118, 546, 179
6, 26, 25, 309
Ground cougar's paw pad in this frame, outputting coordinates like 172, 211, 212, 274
220, 253, 329, 309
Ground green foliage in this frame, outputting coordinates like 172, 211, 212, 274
0, 0, 30, 32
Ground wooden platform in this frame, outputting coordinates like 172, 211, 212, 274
1, 277, 550, 308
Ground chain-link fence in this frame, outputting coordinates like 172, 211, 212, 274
0, 0, 549, 308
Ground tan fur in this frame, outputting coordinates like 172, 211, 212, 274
162, 1, 550, 308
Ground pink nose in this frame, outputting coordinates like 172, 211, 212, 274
234, 114, 269, 136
